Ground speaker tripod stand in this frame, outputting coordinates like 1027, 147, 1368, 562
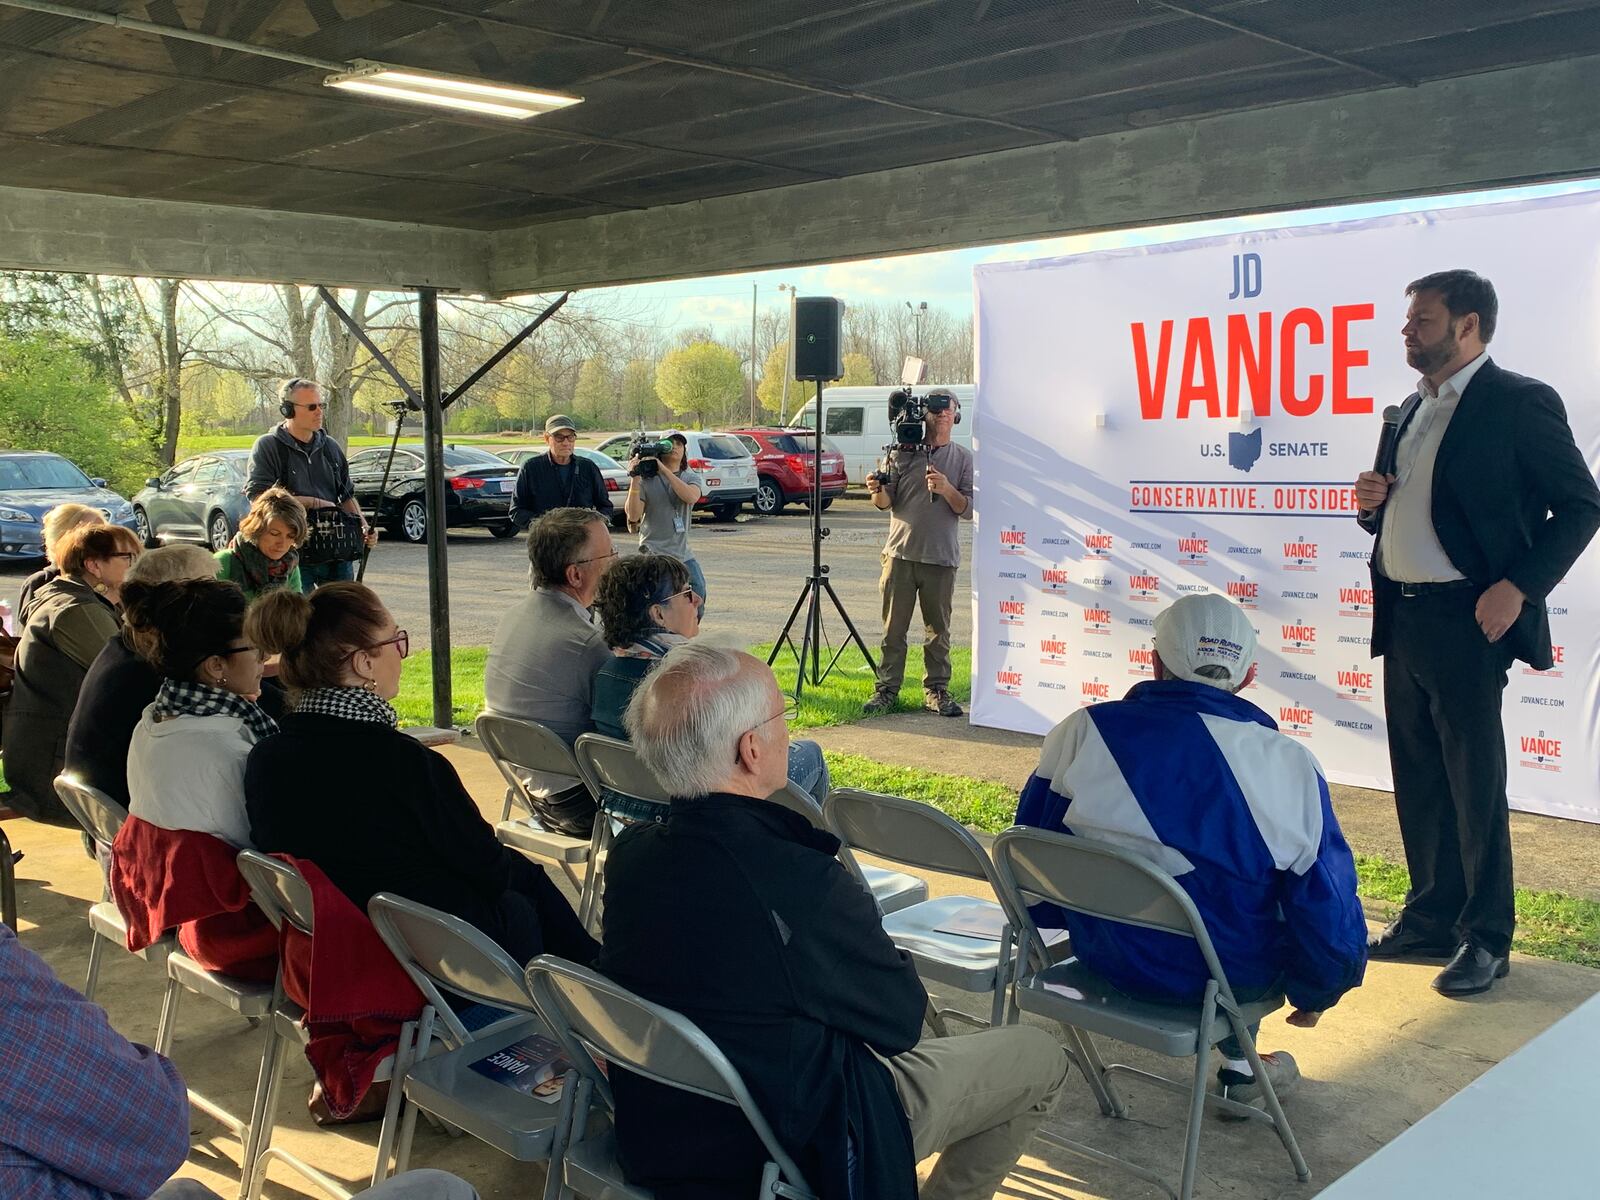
767, 381, 877, 701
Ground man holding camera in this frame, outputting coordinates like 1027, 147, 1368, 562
510, 414, 614, 530
246, 378, 374, 590
864, 389, 973, 717
624, 432, 709, 610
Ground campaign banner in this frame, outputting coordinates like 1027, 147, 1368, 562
972, 192, 1600, 824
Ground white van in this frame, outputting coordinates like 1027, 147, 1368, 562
787, 385, 975, 485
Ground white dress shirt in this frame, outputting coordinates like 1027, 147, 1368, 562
1377, 352, 1489, 583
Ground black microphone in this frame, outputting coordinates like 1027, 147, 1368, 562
1373, 404, 1403, 477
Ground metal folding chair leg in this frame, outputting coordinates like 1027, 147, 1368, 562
371, 1019, 419, 1186
84, 933, 106, 1000
1231, 1011, 1311, 1182
154, 975, 181, 1056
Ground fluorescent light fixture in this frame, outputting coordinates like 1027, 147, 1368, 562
324, 60, 582, 120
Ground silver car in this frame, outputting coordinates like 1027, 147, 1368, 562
593, 430, 757, 521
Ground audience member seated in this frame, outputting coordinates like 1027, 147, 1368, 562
215, 486, 306, 600
592, 553, 830, 802
64, 545, 227, 810
245, 582, 597, 967
597, 643, 1069, 1200
3, 522, 142, 826
16, 502, 102, 623
0, 921, 190, 1199
1015, 593, 1367, 1111
124, 578, 273, 847
484, 507, 613, 835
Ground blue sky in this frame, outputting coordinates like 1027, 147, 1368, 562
583, 176, 1600, 341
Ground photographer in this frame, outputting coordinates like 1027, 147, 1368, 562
510, 414, 613, 530
246, 378, 374, 591
864, 389, 973, 718
623, 432, 709, 611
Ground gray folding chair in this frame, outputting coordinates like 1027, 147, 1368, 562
55, 775, 270, 1195
236, 851, 415, 1200
992, 826, 1309, 1200
525, 955, 818, 1200
572, 733, 672, 928
367, 892, 579, 1197
822, 787, 1023, 1032
764, 782, 928, 916
477, 713, 593, 892
51, 775, 175, 1004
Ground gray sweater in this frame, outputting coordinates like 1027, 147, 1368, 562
484, 588, 611, 745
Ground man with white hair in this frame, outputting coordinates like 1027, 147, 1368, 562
597, 643, 1069, 1200
1015, 593, 1366, 1111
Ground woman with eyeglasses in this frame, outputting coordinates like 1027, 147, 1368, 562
244, 583, 597, 967
2, 522, 143, 826
591, 554, 830, 803
122, 578, 272, 847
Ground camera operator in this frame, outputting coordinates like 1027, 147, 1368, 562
510, 414, 614, 530
623, 432, 709, 611
864, 389, 973, 717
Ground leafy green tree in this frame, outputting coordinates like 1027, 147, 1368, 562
756, 340, 793, 415
573, 357, 616, 427
0, 331, 155, 495
838, 352, 876, 386
655, 341, 743, 427
621, 358, 658, 427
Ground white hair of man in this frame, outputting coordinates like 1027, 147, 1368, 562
624, 642, 774, 799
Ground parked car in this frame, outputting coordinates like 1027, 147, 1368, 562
131, 450, 251, 550
0, 450, 139, 559
494, 446, 629, 527
787, 385, 975, 484
727, 428, 848, 515
591, 430, 757, 521
347, 443, 518, 543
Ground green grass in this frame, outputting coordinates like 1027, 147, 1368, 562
752, 643, 971, 730
823, 752, 1018, 833
394, 646, 487, 728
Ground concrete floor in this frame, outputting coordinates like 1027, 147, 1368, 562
6, 739, 1597, 1199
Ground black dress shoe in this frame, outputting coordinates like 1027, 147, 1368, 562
1367, 920, 1456, 960
1432, 941, 1510, 997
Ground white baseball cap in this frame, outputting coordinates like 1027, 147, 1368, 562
1153, 593, 1256, 690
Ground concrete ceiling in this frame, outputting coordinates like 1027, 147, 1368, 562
3, 0, 1600, 292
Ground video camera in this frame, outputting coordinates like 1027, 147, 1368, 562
628, 432, 669, 478
871, 358, 958, 485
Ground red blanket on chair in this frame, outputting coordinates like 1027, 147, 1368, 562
274, 857, 425, 1121
109, 817, 278, 980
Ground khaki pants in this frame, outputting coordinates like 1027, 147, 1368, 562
883, 1025, 1070, 1200
878, 555, 957, 694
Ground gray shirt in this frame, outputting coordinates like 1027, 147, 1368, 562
484, 587, 611, 746
636, 467, 702, 562
881, 442, 974, 568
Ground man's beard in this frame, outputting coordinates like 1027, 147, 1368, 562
1406, 323, 1459, 375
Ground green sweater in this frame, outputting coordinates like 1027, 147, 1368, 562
214, 548, 302, 600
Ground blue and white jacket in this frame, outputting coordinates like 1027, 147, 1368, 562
1015, 679, 1367, 1013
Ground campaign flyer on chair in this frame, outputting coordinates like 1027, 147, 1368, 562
468, 1034, 575, 1102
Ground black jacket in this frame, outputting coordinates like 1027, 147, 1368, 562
1360, 359, 1600, 670
244, 713, 596, 965
595, 793, 926, 1200
64, 636, 159, 810
510, 454, 612, 529
246, 424, 354, 504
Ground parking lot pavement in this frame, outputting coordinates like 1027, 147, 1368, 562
1, 495, 974, 657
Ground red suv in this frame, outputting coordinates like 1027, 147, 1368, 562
730, 428, 848, 515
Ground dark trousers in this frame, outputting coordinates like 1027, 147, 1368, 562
1383, 589, 1516, 956
876, 555, 956, 693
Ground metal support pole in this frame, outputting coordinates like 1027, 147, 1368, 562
418, 289, 452, 729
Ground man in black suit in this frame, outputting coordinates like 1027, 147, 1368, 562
1355, 269, 1600, 997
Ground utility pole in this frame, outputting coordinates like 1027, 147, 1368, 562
778, 283, 795, 419
750, 282, 758, 423
906, 299, 928, 361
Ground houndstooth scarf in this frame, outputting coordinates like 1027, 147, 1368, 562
293, 685, 399, 728
153, 677, 279, 744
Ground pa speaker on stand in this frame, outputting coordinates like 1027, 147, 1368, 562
769, 296, 876, 700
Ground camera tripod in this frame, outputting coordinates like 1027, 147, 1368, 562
767, 381, 877, 701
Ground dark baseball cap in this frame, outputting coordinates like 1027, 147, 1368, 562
544, 414, 577, 434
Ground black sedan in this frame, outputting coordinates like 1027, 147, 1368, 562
131, 450, 252, 550
348, 443, 518, 543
